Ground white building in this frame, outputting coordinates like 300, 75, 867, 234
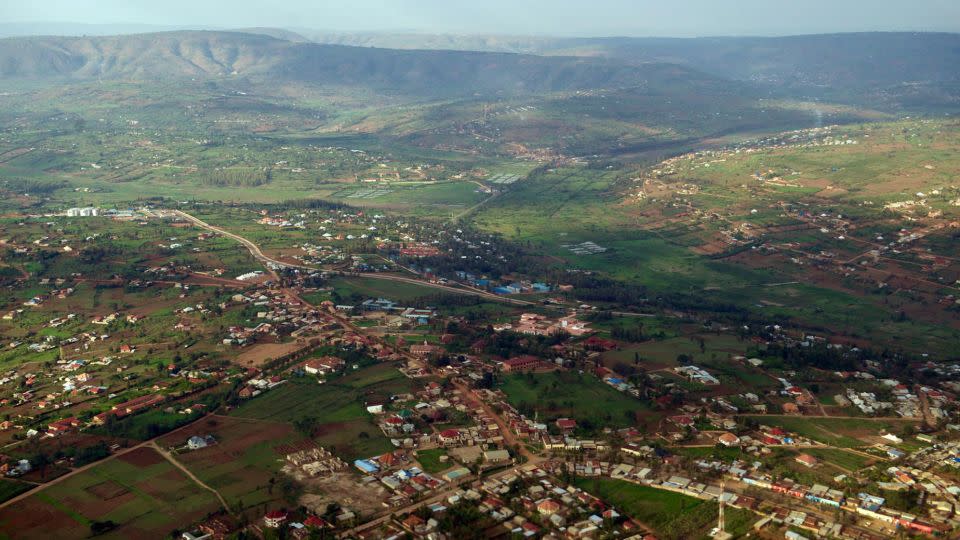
66, 207, 99, 217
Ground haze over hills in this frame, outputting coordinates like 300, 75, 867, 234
0, 31, 744, 98
302, 31, 960, 104
1, 28, 956, 109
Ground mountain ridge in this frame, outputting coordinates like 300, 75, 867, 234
0, 30, 737, 98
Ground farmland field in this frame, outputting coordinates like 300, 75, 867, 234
744, 415, 920, 448
0, 447, 221, 540
157, 415, 307, 513
229, 363, 411, 460
0, 481, 31, 505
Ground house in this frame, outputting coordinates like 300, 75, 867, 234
264, 510, 288, 528
91, 394, 165, 425
303, 516, 328, 530
537, 499, 561, 516
556, 418, 577, 433
501, 356, 542, 373
483, 449, 511, 463
718, 432, 741, 447
304, 356, 344, 375
410, 342, 441, 357
188, 435, 211, 450
354, 459, 379, 474
795, 454, 818, 468
439, 429, 462, 446
47, 417, 80, 435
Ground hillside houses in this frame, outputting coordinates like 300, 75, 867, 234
497, 313, 592, 337
92, 393, 165, 424
303, 356, 345, 376
674, 365, 720, 385
500, 356, 548, 373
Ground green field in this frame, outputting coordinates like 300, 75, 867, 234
229, 363, 411, 460
0, 480, 32, 504
499, 371, 649, 430
799, 448, 878, 472
670, 446, 746, 462
330, 276, 448, 304
573, 478, 753, 540
157, 416, 307, 513
415, 448, 451, 474
745, 415, 920, 448
0, 448, 221, 540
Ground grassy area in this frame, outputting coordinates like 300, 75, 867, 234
801, 448, 879, 471
0, 448, 221, 539
745, 415, 919, 448
0, 479, 32, 504
499, 371, 648, 430
573, 478, 753, 540
415, 448, 451, 474
329, 276, 446, 303
671, 446, 746, 462
158, 416, 307, 513
229, 363, 411, 460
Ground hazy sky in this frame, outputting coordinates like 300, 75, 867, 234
3, 0, 959, 37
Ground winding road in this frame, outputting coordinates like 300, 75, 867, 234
170, 209, 657, 319
172, 210, 538, 307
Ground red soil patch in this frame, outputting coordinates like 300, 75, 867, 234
73, 490, 137, 520
118, 446, 165, 467
311, 421, 350, 437
275, 438, 318, 455
85, 480, 128, 500
159, 415, 295, 467
0, 497, 81, 540
233, 341, 309, 367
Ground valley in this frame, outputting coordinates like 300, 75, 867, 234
0, 23, 957, 540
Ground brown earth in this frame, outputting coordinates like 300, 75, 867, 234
233, 340, 309, 367
117, 446, 165, 467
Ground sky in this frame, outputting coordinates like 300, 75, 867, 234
2, 0, 959, 37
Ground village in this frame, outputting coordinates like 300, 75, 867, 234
0, 199, 958, 540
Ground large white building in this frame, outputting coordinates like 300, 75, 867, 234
66, 207, 98, 217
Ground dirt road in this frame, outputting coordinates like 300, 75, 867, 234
0, 415, 212, 510
149, 441, 233, 515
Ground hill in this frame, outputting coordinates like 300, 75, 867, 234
0, 31, 733, 99
303, 31, 960, 108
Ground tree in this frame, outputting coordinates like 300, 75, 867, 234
90, 520, 116, 536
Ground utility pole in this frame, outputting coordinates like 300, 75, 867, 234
718, 478, 725, 534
